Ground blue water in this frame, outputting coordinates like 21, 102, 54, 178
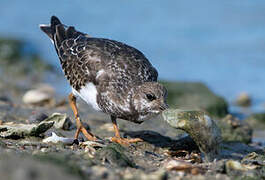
1, 0, 265, 113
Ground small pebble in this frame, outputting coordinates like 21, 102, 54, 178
40, 148, 48, 153
235, 92, 251, 107
22, 84, 55, 106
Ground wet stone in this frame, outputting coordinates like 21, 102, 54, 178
162, 109, 222, 162
95, 143, 135, 168
218, 114, 253, 143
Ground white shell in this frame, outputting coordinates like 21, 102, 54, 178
43, 132, 75, 145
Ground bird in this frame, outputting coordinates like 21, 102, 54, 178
40, 16, 168, 145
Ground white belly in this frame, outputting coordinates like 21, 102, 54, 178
72, 83, 101, 111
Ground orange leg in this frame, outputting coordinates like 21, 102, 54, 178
110, 116, 143, 145
68, 93, 96, 141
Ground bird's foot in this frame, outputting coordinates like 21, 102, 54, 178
75, 124, 97, 141
110, 137, 143, 146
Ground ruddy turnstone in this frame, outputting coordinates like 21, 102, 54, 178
40, 16, 168, 145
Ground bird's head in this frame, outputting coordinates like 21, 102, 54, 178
131, 82, 168, 121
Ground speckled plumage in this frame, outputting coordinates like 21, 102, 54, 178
40, 16, 167, 123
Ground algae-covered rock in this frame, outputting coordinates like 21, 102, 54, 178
245, 113, 265, 129
241, 152, 265, 166
160, 81, 228, 118
162, 109, 222, 162
95, 143, 135, 167
218, 115, 252, 143
0, 121, 54, 139
43, 113, 73, 130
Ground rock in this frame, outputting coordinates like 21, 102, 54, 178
123, 169, 167, 180
43, 132, 75, 145
220, 142, 263, 160
43, 113, 73, 130
241, 152, 265, 166
124, 130, 199, 158
90, 166, 117, 180
0, 139, 6, 148
235, 92, 252, 107
161, 81, 228, 118
124, 130, 177, 149
22, 84, 55, 106
245, 113, 265, 129
81, 141, 105, 147
28, 112, 48, 123
224, 159, 264, 178
33, 152, 94, 178
0, 153, 81, 180
80, 141, 106, 158
95, 143, 135, 168
165, 150, 202, 164
225, 160, 247, 172
137, 170, 167, 180
0, 120, 54, 139
218, 114, 252, 143
163, 159, 202, 175
162, 109, 222, 162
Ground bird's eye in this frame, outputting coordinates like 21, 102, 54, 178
146, 94, 156, 101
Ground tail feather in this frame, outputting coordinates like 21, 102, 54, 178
39, 24, 53, 39
55, 24, 66, 44
40, 16, 87, 46
51, 16, 62, 30
40, 16, 62, 40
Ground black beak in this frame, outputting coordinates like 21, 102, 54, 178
159, 103, 169, 111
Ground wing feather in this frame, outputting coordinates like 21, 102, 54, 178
57, 35, 158, 91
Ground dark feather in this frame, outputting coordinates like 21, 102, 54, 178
41, 16, 158, 95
